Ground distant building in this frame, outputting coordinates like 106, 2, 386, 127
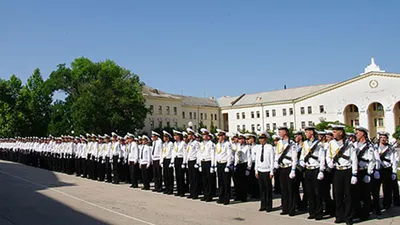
218, 58, 400, 138
142, 58, 400, 138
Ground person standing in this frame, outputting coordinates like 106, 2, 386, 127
255, 131, 274, 212
172, 130, 187, 197
139, 135, 152, 190
234, 132, 252, 202
151, 131, 163, 192
161, 131, 174, 194
128, 134, 139, 188
326, 124, 358, 225
198, 128, 216, 202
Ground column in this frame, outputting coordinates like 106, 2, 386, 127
385, 109, 395, 136
359, 111, 369, 129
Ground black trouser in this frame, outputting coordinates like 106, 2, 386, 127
105, 157, 112, 182
352, 170, 371, 220
98, 157, 105, 181
333, 169, 352, 223
372, 167, 393, 212
112, 155, 120, 184
188, 160, 200, 198
295, 169, 306, 209
152, 160, 162, 191
274, 168, 281, 194
322, 171, 335, 215
81, 158, 87, 177
259, 171, 273, 211
393, 176, 400, 204
280, 167, 296, 215
75, 157, 81, 176
86, 154, 91, 178
163, 159, 173, 193
141, 164, 150, 188
305, 169, 323, 218
249, 162, 260, 198
234, 163, 248, 201
201, 161, 213, 200
91, 156, 98, 180
217, 163, 231, 203
130, 162, 138, 186
174, 158, 185, 195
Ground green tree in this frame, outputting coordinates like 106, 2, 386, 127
48, 57, 149, 135
315, 120, 354, 133
393, 126, 400, 140
209, 120, 217, 134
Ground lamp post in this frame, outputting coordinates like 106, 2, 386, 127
188, 121, 193, 129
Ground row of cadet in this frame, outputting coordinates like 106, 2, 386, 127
0, 125, 399, 225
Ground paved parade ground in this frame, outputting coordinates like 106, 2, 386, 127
0, 160, 399, 225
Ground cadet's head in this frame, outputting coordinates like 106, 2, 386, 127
294, 132, 304, 143
173, 130, 182, 142
186, 128, 195, 140
378, 132, 389, 145
163, 131, 172, 142
278, 127, 289, 138
247, 135, 255, 144
355, 127, 368, 142
331, 125, 345, 141
217, 130, 226, 142
305, 126, 316, 140
201, 129, 210, 141
258, 132, 269, 145
238, 135, 246, 144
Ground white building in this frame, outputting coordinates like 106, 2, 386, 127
218, 58, 400, 138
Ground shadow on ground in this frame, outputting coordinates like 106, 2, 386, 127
0, 161, 109, 225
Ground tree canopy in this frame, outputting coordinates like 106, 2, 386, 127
0, 57, 149, 137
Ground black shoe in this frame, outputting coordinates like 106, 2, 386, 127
187, 195, 193, 199
345, 221, 353, 225
201, 197, 206, 201
152, 189, 158, 192
289, 213, 295, 217
308, 216, 315, 219
259, 208, 266, 212
192, 196, 199, 200
174, 193, 180, 196
223, 201, 230, 205
205, 198, 212, 202
334, 219, 344, 224
157, 189, 163, 193
315, 216, 323, 221
280, 212, 288, 215
129, 185, 134, 188
266, 207, 272, 212
167, 191, 173, 195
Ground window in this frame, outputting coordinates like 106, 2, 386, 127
308, 106, 312, 114
377, 103, 383, 111
166, 106, 170, 115
242, 125, 246, 130
319, 105, 324, 113
308, 121, 313, 126
174, 107, 177, 115
290, 122, 294, 129
194, 125, 197, 130
214, 114, 217, 120
283, 122, 287, 127
257, 124, 260, 131
354, 119, 359, 126
242, 112, 245, 119
301, 121, 306, 129
272, 109, 276, 117
289, 108, 293, 115
283, 109, 287, 116
159, 121, 163, 128
166, 121, 170, 127
266, 110, 270, 117
374, 118, 384, 127
194, 112, 197, 119
200, 113, 203, 120
251, 111, 255, 119
182, 111, 185, 119
183, 124, 186, 129
150, 121, 154, 129
205, 113, 207, 120
301, 107, 305, 115
266, 124, 270, 131
211, 114, 214, 120
158, 106, 162, 114
251, 124, 255, 132
174, 122, 178, 127
272, 123, 277, 130
149, 105, 154, 114
236, 112, 240, 119
257, 111, 260, 118
189, 112, 192, 119
350, 105, 359, 112
237, 125, 240, 131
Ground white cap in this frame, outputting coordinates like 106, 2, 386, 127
142, 135, 150, 141
200, 128, 210, 135
216, 129, 226, 136
258, 131, 270, 139
173, 130, 182, 135
163, 130, 172, 138
186, 128, 195, 135
330, 124, 345, 130
151, 131, 160, 137
355, 126, 369, 133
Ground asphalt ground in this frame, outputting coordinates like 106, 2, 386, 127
0, 160, 399, 225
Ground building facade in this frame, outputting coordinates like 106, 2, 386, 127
218, 58, 400, 138
142, 59, 400, 138
141, 86, 220, 134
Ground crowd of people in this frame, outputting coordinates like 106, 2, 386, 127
0, 125, 399, 225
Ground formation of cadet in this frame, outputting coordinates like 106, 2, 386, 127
0, 125, 399, 225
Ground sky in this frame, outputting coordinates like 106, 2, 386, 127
1, 0, 400, 99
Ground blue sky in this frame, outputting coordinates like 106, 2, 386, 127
1, 0, 399, 99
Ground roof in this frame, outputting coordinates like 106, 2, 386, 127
218, 83, 335, 107
142, 85, 219, 107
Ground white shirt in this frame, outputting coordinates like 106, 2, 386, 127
376, 144, 397, 173
139, 145, 152, 165
326, 139, 358, 174
198, 140, 215, 165
255, 143, 275, 174
161, 141, 174, 164
356, 141, 375, 174
299, 139, 325, 170
172, 141, 186, 164
128, 142, 139, 163
275, 139, 297, 170
151, 138, 163, 161
235, 144, 252, 168
215, 141, 233, 166
186, 140, 200, 162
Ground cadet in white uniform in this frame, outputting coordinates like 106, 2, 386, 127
299, 126, 325, 220
275, 126, 298, 216
151, 131, 163, 192
186, 128, 201, 199
172, 130, 187, 197
255, 131, 274, 212
198, 128, 215, 202
246, 133, 259, 199
139, 135, 152, 190
128, 134, 139, 188
352, 126, 375, 221
161, 131, 174, 194
214, 129, 232, 205
234, 132, 252, 202
326, 124, 358, 225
